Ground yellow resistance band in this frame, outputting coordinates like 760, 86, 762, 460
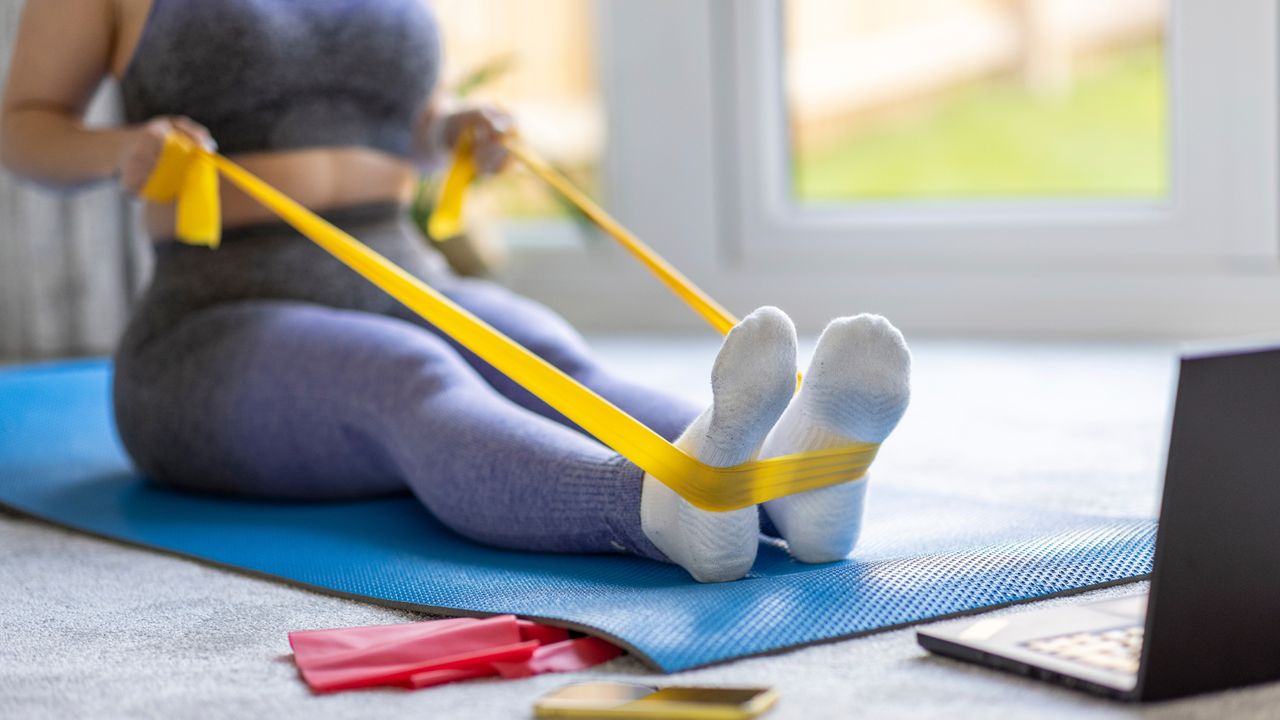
507, 138, 739, 336
141, 133, 879, 512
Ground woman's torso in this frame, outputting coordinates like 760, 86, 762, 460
110, 0, 439, 237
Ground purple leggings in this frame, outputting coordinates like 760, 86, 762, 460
112, 204, 699, 559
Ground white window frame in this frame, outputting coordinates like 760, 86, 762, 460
718, 0, 1279, 270
504, 1, 1280, 337
501, 0, 730, 333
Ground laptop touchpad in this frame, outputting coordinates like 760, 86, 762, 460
1088, 595, 1148, 620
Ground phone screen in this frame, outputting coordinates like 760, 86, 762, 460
539, 682, 658, 709
638, 688, 769, 705
536, 682, 777, 718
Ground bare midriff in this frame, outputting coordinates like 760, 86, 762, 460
141, 146, 417, 238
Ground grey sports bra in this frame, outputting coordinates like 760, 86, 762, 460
120, 0, 440, 158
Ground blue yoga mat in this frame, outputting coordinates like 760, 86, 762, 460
0, 360, 1155, 672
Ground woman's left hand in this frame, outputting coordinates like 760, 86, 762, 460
439, 104, 514, 175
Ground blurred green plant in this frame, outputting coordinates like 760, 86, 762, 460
453, 53, 517, 98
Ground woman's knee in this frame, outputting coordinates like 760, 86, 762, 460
449, 281, 599, 377
523, 323, 597, 378
360, 317, 489, 399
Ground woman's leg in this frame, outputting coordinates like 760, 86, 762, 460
392, 277, 701, 442
112, 301, 665, 557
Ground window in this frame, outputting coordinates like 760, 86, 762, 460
718, 1, 1278, 263
500, 1, 1280, 337
431, 0, 604, 228
785, 0, 1168, 201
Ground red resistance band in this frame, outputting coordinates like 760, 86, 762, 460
288, 615, 621, 692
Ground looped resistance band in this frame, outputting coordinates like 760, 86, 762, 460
140, 133, 879, 512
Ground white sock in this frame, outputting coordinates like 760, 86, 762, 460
640, 306, 797, 582
760, 314, 911, 563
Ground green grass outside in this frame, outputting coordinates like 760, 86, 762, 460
792, 42, 1168, 200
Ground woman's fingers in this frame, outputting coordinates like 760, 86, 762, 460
474, 107, 512, 174
118, 118, 168, 194
118, 115, 217, 195
477, 106, 513, 136
473, 137, 510, 174
171, 116, 217, 152
446, 106, 513, 175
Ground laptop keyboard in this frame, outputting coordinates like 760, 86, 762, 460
1021, 625, 1143, 675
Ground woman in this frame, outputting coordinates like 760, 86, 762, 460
0, 0, 911, 582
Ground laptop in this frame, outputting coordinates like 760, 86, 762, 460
917, 341, 1280, 702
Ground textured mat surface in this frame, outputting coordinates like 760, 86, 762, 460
0, 360, 1155, 672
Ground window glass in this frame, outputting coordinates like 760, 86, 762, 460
785, 0, 1168, 201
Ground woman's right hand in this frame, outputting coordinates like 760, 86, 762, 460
118, 116, 216, 196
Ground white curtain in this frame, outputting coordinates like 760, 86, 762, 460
0, 0, 149, 361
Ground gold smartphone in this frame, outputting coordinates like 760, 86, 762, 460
534, 681, 778, 719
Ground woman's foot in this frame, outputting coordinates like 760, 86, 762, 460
640, 307, 797, 582
760, 314, 911, 563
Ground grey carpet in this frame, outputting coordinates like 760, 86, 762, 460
4, 338, 1278, 719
